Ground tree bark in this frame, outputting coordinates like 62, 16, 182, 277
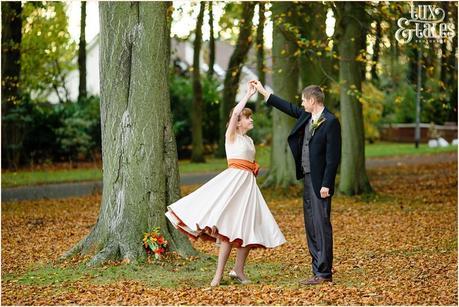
439, 1, 457, 122
191, 2, 206, 163
60, 2, 196, 266
334, 2, 373, 195
262, 1, 298, 188
78, 1, 87, 100
1, 2, 23, 169
297, 3, 329, 89
207, 1, 215, 78
216, 2, 255, 158
370, 21, 381, 82
255, 2, 266, 110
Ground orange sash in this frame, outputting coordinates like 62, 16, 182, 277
227, 159, 260, 177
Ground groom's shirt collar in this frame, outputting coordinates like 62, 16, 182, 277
311, 106, 325, 123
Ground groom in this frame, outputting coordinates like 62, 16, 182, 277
250, 80, 341, 285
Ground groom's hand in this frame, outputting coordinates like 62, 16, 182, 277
249, 80, 270, 100
320, 187, 330, 198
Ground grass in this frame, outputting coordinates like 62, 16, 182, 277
364, 142, 457, 157
1, 142, 456, 188
1, 168, 102, 189
2, 254, 287, 289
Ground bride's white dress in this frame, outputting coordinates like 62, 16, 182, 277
165, 133, 286, 248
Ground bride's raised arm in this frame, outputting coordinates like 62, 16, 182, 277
225, 81, 256, 141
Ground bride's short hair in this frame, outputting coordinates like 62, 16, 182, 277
226, 107, 253, 128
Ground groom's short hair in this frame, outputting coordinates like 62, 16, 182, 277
302, 85, 324, 105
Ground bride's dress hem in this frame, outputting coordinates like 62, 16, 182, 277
166, 209, 279, 249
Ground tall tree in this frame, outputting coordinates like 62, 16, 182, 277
1, 1, 23, 169
334, 2, 372, 195
255, 2, 266, 110
440, 1, 458, 122
1, 2, 22, 105
296, 3, 330, 93
191, 2, 206, 163
262, 1, 299, 188
61, 2, 195, 266
78, 1, 87, 100
216, 2, 256, 157
207, 1, 215, 78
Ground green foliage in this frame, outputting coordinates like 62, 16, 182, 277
55, 118, 93, 160
21, 2, 77, 101
384, 82, 417, 124
360, 82, 384, 142
11, 96, 102, 166
422, 78, 455, 124
170, 74, 221, 158
1, 96, 34, 168
218, 2, 245, 42
249, 109, 272, 145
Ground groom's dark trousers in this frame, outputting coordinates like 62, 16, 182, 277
266, 94, 341, 279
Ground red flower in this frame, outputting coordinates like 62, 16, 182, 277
157, 236, 165, 245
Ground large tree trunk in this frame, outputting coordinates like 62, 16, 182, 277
191, 2, 206, 163
1, 2, 23, 169
215, 2, 255, 158
207, 1, 215, 78
255, 2, 266, 110
262, 1, 298, 188
78, 1, 87, 100
335, 2, 373, 195
61, 2, 196, 266
297, 3, 329, 89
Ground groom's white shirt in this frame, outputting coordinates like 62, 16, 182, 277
311, 107, 325, 123
264, 93, 272, 102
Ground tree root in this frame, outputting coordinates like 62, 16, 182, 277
86, 241, 120, 267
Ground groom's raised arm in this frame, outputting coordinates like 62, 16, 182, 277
266, 94, 303, 119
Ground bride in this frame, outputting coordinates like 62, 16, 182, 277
165, 81, 286, 287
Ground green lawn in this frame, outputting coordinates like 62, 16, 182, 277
364, 142, 457, 157
1, 142, 456, 188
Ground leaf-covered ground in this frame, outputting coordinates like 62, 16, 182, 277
2, 160, 457, 305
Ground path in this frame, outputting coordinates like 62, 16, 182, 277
2, 152, 456, 202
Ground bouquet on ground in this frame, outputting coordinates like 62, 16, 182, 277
143, 227, 168, 260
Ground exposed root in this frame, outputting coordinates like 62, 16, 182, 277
86, 241, 120, 267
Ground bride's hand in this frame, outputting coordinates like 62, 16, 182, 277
246, 81, 257, 97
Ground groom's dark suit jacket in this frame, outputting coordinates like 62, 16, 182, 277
266, 94, 341, 198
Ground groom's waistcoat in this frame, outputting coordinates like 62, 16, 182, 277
266, 94, 341, 199
302, 120, 313, 174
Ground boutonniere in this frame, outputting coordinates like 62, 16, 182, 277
309, 115, 326, 136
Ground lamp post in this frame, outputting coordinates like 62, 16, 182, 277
415, 41, 422, 148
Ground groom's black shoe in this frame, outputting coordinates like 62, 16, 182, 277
299, 275, 333, 286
